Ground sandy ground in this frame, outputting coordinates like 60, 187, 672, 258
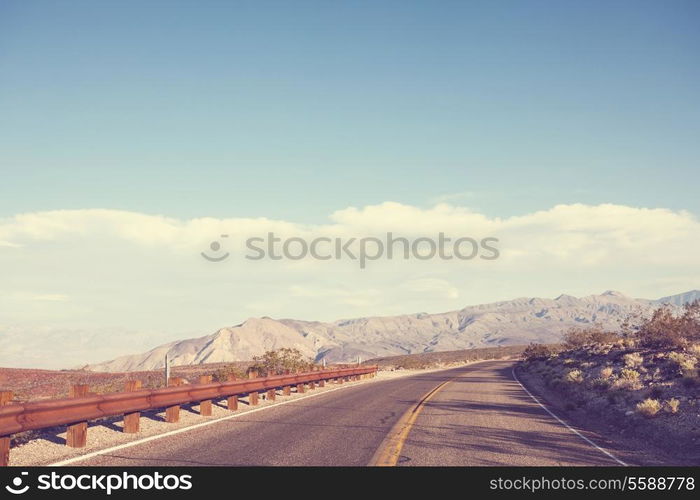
8, 366, 458, 466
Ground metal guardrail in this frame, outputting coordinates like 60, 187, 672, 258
0, 365, 377, 466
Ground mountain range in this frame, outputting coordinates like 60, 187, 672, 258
86, 290, 696, 372
656, 290, 700, 306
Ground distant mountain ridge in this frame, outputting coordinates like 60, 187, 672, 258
655, 290, 700, 306
87, 290, 694, 372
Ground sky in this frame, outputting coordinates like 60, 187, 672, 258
1, 1, 699, 368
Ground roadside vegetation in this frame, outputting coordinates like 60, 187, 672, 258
519, 301, 700, 458
247, 348, 316, 377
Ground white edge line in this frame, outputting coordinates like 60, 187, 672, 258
49, 380, 367, 467
511, 366, 628, 467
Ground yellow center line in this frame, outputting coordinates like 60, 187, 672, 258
368, 377, 458, 466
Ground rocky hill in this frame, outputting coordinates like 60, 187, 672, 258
86, 290, 680, 372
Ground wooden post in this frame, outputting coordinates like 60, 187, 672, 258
226, 375, 238, 410
308, 380, 316, 390
248, 371, 260, 405
0, 391, 12, 466
338, 377, 344, 384
319, 379, 325, 387
227, 395, 239, 410
282, 386, 291, 396
199, 375, 213, 416
123, 380, 142, 433
297, 383, 306, 394
266, 389, 276, 401
67, 385, 89, 447
166, 377, 184, 423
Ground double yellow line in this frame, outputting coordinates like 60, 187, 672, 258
368, 377, 457, 466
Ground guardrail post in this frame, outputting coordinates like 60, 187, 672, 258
282, 385, 291, 396
67, 385, 89, 447
199, 375, 213, 416
123, 380, 142, 433
0, 391, 12, 466
266, 389, 276, 401
226, 374, 238, 410
296, 383, 306, 394
338, 377, 344, 384
247, 371, 260, 405
166, 377, 184, 423
308, 380, 316, 390
319, 379, 325, 387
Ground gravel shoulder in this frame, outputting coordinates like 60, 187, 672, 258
516, 363, 700, 466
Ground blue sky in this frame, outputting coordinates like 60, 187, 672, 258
1, 2, 700, 368
2, 0, 699, 220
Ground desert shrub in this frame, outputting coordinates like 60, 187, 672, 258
599, 366, 614, 378
249, 348, 314, 376
667, 352, 697, 375
565, 369, 584, 384
621, 338, 638, 349
620, 368, 640, 381
623, 352, 644, 369
523, 343, 554, 361
563, 325, 619, 348
636, 398, 662, 418
635, 302, 700, 348
613, 369, 642, 390
663, 398, 680, 414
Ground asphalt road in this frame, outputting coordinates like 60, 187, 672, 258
70, 360, 622, 466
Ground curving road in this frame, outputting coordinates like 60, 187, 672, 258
67, 360, 625, 467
